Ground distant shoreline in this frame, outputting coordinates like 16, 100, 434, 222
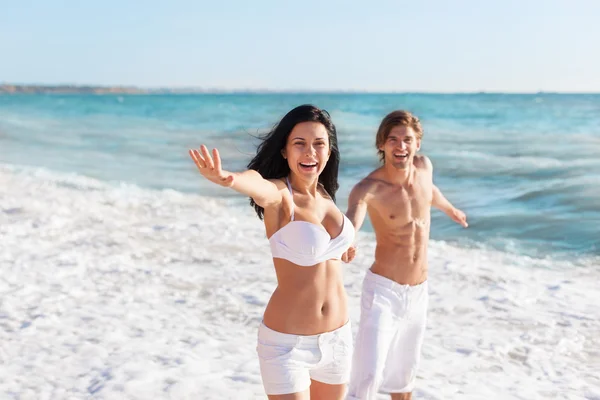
0, 84, 193, 95
1, 84, 598, 95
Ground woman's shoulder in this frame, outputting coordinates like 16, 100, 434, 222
317, 182, 334, 202
267, 178, 289, 191
263, 178, 293, 227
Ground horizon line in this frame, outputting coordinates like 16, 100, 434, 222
1, 82, 599, 95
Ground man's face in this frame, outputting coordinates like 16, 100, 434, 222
379, 125, 421, 169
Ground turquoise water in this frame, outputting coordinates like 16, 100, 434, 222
1, 93, 599, 258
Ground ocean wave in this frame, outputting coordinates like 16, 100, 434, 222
435, 150, 600, 170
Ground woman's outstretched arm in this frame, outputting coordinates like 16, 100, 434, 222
189, 145, 283, 208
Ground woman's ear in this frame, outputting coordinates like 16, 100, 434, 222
281, 149, 287, 159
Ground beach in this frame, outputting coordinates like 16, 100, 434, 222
1, 93, 599, 399
1, 164, 598, 399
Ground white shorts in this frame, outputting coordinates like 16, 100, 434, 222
256, 321, 353, 395
347, 270, 428, 399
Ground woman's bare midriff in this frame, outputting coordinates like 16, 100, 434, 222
262, 258, 348, 335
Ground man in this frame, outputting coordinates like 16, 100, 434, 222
344, 110, 468, 400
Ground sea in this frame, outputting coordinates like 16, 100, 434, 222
1, 93, 598, 399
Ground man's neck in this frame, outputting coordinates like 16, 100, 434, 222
383, 162, 414, 186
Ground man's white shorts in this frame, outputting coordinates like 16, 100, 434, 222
257, 320, 353, 395
347, 270, 428, 399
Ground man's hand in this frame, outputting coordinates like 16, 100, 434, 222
341, 245, 357, 263
450, 208, 468, 228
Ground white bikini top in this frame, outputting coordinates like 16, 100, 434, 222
268, 178, 355, 267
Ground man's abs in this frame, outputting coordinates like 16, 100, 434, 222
370, 230, 429, 286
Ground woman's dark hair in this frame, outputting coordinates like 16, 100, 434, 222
248, 104, 340, 219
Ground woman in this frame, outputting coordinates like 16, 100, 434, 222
189, 105, 354, 400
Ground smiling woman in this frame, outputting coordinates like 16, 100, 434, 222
284, 123, 329, 174
246, 105, 341, 220
188, 104, 354, 400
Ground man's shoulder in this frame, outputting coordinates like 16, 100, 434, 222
414, 154, 433, 171
353, 170, 395, 202
357, 169, 387, 189
350, 169, 386, 199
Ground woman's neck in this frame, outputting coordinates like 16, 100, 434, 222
288, 174, 319, 196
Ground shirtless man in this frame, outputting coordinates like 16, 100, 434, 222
344, 110, 468, 400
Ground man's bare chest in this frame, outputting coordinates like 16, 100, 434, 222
369, 184, 432, 226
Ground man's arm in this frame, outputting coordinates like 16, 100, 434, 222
346, 180, 370, 233
341, 180, 371, 263
342, 179, 369, 263
432, 184, 468, 228
432, 184, 454, 215
422, 155, 468, 228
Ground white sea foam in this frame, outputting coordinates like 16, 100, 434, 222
1, 164, 598, 399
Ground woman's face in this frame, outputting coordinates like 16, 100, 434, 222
282, 121, 331, 180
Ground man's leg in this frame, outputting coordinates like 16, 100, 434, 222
390, 393, 411, 400
346, 282, 397, 400
380, 284, 428, 399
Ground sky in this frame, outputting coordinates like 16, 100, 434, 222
1, 0, 599, 92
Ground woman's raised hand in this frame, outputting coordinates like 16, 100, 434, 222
189, 145, 235, 187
